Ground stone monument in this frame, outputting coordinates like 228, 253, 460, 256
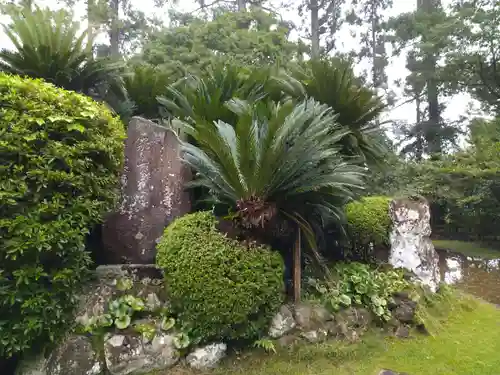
102, 117, 191, 264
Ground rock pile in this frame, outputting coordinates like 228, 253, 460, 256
268, 294, 419, 347
16, 265, 227, 375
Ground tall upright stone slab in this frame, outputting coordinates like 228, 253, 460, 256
102, 117, 191, 264
389, 197, 440, 292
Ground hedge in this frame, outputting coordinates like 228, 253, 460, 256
0, 74, 125, 357
344, 196, 392, 259
156, 211, 285, 344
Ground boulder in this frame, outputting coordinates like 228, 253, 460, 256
186, 343, 227, 370
16, 336, 103, 375
335, 307, 373, 329
393, 303, 416, 323
269, 305, 296, 338
379, 370, 411, 375
300, 329, 328, 343
294, 302, 333, 331
389, 197, 440, 292
104, 333, 179, 375
102, 116, 191, 264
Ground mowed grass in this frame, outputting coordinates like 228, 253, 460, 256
432, 239, 500, 259
165, 294, 500, 375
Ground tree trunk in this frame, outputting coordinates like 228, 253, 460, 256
415, 94, 423, 161
293, 228, 302, 303
310, 0, 320, 59
371, 1, 378, 87
87, 0, 94, 54
109, 0, 120, 58
236, 0, 246, 11
418, 0, 442, 154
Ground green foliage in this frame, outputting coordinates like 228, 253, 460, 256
134, 322, 156, 342
156, 211, 285, 344
253, 338, 277, 353
345, 196, 392, 252
140, 9, 298, 80
164, 91, 367, 254
0, 73, 125, 357
277, 58, 387, 165
403, 117, 500, 242
124, 63, 173, 119
0, 7, 127, 114
158, 63, 278, 126
81, 295, 146, 332
306, 263, 409, 321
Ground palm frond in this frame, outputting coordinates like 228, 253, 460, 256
177, 97, 367, 250
276, 58, 387, 165
0, 7, 126, 113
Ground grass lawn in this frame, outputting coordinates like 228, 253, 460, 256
166, 294, 500, 375
432, 239, 500, 259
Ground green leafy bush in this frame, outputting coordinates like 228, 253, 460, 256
344, 196, 392, 259
156, 211, 285, 344
306, 262, 409, 321
0, 73, 125, 357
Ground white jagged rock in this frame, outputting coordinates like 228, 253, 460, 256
268, 305, 296, 338
389, 197, 440, 292
186, 343, 227, 370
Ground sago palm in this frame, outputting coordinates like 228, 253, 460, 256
0, 7, 127, 112
124, 63, 173, 120
276, 58, 387, 165
173, 98, 367, 251
157, 63, 284, 126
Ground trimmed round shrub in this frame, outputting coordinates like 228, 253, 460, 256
346, 196, 392, 248
0, 74, 125, 357
156, 211, 285, 344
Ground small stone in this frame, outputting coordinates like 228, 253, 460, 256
393, 303, 415, 323
335, 307, 372, 329
394, 325, 410, 338
186, 343, 227, 370
294, 302, 333, 330
379, 370, 410, 375
277, 335, 301, 348
269, 305, 296, 338
300, 329, 328, 343
108, 335, 126, 347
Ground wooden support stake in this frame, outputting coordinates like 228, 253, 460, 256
293, 228, 302, 304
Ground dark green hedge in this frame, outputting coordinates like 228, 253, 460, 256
343, 196, 392, 260
0, 74, 125, 357
156, 211, 285, 344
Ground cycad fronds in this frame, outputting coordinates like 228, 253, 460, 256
175, 98, 367, 248
0, 7, 127, 112
157, 63, 281, 126
277, 59, 387, 164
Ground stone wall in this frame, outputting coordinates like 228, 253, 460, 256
268, 291, 419, 348
16, 265, 228, 375
16, 264, 423, 375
